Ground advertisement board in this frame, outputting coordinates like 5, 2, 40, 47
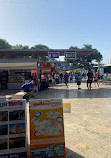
48, 52, 59, 58
65, 52, 76, 58
100, 67, 104, 74
0, 99, 27, 158
29, 99, 66, 158
31, 70, 37, 76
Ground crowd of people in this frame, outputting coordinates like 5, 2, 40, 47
49, 70, 109, 90
22, 70, 109, 98
87, 69, 109, 90
63, 70, 108, 90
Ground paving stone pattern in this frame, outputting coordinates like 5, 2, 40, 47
34, 81, 111, 158
2, 80, 111, 158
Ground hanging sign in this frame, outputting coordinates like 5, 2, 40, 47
65, 52, 76, 58
56, 63, 61, 67
48, 52, 59, 58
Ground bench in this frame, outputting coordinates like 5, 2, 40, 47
12, 91, 30, 100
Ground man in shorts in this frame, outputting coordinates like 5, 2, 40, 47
76, 72, 82, 89
64, 72, 69, 88
87, 69, 93, 90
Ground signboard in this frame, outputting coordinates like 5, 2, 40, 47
41, 75, 45, 79
65, 52, 76, 58
48, 52, 59, 58
42, 63, 52, 74
0, 99, 27, 158
31, 70, 37, 76
42, 69, 51, 73
100, 67, 104, 74
63, 103, 71, 113
56, 63, 61, 67
29, 99, 66, 158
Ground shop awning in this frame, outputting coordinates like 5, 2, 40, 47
0, 62, 37, 70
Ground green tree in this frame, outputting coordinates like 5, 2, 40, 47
31, 44, 49, 62
11, 44, 29, 49
80, 44, 103, 69
74, 69, 79, 73
82, 44, 103, 62
67, 44, 103, 69
82, 44, 92, 49
23, 45, 29, 49
69, 46, 79, 49
0, 39, 11, 49
31, 44, 49, 50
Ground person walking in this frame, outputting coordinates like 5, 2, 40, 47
93, 71, 99, 87
76, 72, 82, 89
101, 75, 104, 84
60, 73, 63, 82
69, 73, 73, 82
87, 69, 93, 90
64, 72, 69, 88
75, 73, 78, 83
51, 75, 55, 86
97, 69, 100, 84
104, 73, 108, 84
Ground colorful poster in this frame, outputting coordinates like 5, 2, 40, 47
29, 99, 66, 158
0, 99, 27, 157
63, 103, 71, 113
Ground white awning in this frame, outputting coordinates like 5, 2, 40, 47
0, 62, 37, 70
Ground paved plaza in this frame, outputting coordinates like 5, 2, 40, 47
35, 81, 111, 158
1, 80, 111, 158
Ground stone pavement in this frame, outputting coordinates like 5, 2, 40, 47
34, 81, 111, 158
1, 80, 111, 158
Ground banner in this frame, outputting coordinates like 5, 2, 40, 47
65, 52, 76, 58
48, 52, 59, 58
0, 98, 27, 158
29, 99, 66, 158
31, 70, 37, 76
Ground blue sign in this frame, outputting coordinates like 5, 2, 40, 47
48, 52, 59, 58
65, 52, 76, 58
56, 63, 61, 66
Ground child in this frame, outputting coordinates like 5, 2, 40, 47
101, 75, 104, 84
76, 73, 82, 89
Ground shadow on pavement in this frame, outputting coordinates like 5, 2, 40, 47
66, 147, 85, 158
77, 88, 111, 98
1, 80, 111, 99
27, 145, 84, 158
35, 87, 111, 99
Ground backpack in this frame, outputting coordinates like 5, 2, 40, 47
21, 83, 27, 89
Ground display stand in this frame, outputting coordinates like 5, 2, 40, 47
29, 99, 66, 158
0, 98, 27, 158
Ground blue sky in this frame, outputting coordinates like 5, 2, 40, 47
0, 0, 111, 64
